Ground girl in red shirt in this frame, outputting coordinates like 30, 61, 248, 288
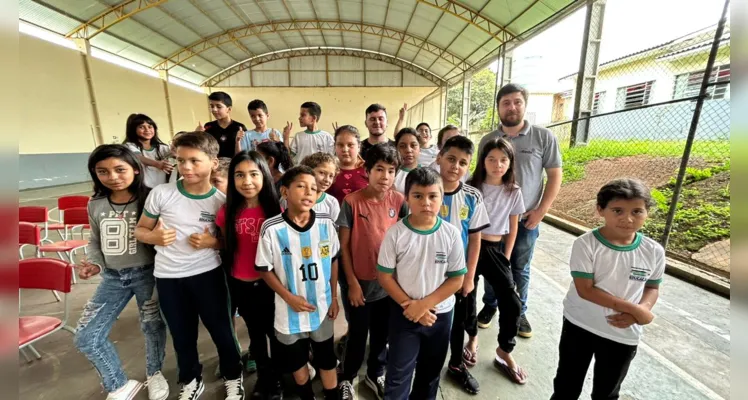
328, 125, 368, 204
216, 150, 283, 399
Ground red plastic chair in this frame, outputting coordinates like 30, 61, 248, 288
19, 219, 87, 285
49, 195, 90, 240
59, 206, 91, 241
19, 223, 62, 301
19, 206, 54, 244
19, 258, 75, 362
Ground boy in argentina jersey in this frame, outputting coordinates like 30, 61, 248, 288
377, 168, 466, 400
436, 136, 490, 393
256, 166, 341, 400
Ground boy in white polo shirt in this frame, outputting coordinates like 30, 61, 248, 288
285, 102, 335, 164
255, 166, 341, 400
550, 178, 664, 400
377, 167, 466, 400
135, 132, 244, 400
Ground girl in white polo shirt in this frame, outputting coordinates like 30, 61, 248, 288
550, 178, 665, 399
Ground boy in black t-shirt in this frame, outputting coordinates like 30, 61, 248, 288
197, 91, 248, 158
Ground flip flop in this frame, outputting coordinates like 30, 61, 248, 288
494, 357, 527, 385
462, 346, 478, 367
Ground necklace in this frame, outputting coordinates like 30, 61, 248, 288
108, 195, 135, 219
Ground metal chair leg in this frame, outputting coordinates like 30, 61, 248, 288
20, 348, 33, 363
51, 290, 61, 302
28, 345, 42, 360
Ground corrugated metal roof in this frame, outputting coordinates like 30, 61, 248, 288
21, 0, 582, 85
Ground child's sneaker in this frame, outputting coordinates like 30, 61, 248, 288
338, 380, 355, 400
447, 363, 480, 394
364, 374, 385, 400
179, 378, 205, 400
146, 371, 169, 400
106, 380, 143, 400
242, 352, 257, 374
224, 375, 245, 400
476, 306, 497, 329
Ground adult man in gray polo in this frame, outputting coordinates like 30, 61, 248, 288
475, 83, 563, 338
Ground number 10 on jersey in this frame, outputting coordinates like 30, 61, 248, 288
299, 263, 319, 282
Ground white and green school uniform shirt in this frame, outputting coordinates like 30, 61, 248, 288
289, 129, 335, 164
255, 210, 341, 335
440, 182, 491, 252
393, 166, 419, 194
314, 193, 340, 224
377, 217, 467, 314
143, 181, 225, 279
563, 229, 665, 345
125, 142, 171, 188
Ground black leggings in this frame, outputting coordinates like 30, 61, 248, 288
228, 277, 282, 386
468, 241, 522, 353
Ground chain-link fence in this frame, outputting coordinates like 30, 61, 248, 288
552, 24, 730, 277
465, 23, 730, 278
405, 3, 730, 278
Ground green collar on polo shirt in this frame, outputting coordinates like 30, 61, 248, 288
403, 215, 441, 235
592, 228, 642, 251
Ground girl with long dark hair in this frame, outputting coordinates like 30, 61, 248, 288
74, 144, 169, 400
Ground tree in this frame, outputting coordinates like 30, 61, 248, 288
445, 68, 498, 132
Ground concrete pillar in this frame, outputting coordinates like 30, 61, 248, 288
460, 72, 472, 134
159, 70, 175, 137
74, 38, 105, 146
570, 0, 606, 147
500, 46, 513, 88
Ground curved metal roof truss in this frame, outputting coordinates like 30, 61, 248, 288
203, 47, 447, 87
19, 0, 584, 86
153, 20, 470, 74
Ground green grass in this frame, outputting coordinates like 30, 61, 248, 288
642, 185, 730, 253
560, 139, 730, 183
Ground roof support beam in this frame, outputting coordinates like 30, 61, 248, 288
415, 0, 514, 42
202, 47, 446, 87
154, 21, 471, 74
65, 0, 169, 39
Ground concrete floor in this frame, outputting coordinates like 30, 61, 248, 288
19, 183, 731, 400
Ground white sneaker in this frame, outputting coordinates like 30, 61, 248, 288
106, 380, 143, 400
224, 375, 245, 400
339, 380, 356, 400
307, 362, 316, 381
179, 378, 205, 400
146, 371, 169, 400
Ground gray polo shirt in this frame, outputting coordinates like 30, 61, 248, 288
477, 121, 562, 211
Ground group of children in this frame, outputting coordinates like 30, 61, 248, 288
73, 91, 664, 400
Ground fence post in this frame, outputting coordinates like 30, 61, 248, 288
569, 0, 606, 148
660, 0, 730, 249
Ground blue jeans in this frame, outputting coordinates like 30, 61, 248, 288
74, 265, 167, 393
482, 222, 539, 315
